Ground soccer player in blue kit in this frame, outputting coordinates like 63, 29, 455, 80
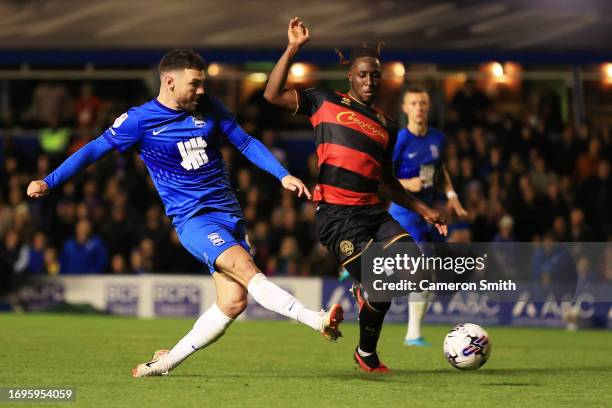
389, 86, 467, 346
27, 49, 344, 377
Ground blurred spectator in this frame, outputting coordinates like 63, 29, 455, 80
60, 219, 108, 274
531, 233, 577, 285
450, 79, 490, 128
23, 232, 48, 275
577, 160, 611, 239
38, 114, 71, 158
159, 231, 204, 273
43, 247, 60, 276
529, 155, 557, 195
23, 82, 72, 127
275, 236, 303, 276
110, 254, 130, 274
568, 208, 594, 242
74, 83, 103, 130
261, 129, 288, 167
140, 206, 171, 250
574, 138, 601, 182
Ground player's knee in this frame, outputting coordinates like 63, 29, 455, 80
217, 295, 247, 318
219, 251, 259, 282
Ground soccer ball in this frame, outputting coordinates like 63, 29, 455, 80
443, 323, 491, 370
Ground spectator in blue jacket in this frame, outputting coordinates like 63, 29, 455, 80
60, 219, 107, 274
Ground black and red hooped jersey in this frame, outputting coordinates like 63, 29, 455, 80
296, 88, 397, 206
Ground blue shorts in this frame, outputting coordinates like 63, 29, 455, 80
388, 203, 441, 243
176, 211, 250, 274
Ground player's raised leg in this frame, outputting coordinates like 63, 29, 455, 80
215, 245, 343, 341
132, 272, 246, 377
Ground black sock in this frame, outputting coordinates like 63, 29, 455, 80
358, 301, 390, 354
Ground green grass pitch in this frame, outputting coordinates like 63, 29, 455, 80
0, 314, 611, 407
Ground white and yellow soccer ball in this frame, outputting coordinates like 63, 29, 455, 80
443, 323, 491, 370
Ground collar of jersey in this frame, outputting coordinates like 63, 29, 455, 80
153, 98, 184, 114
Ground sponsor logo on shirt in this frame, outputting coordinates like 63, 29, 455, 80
336, 111, 386, 140
177, 137, 209, 170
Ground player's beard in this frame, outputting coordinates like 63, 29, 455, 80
182, 98, 199, 112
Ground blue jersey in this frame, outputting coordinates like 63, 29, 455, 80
389, 127, 445, 242
45, 95, 288, 230
392, 127, 446, 206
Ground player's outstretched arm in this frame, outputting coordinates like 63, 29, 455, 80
442, 166, 468, 217
379, 162, 447, 236
26, 136, 114, 199
263, 17, 310, 111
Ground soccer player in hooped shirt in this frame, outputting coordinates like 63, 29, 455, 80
264, 18, 447, 372
26, 49, 344, 377
389, 86, 468, 347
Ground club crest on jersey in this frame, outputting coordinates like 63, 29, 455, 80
339, 240, 354, 256
207, 233, 225, 246
192, 114, 206, 127
340, 96, 351, 106
376, 111, 387, 127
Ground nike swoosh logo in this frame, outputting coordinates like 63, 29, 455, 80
288, 301, 295, 311
152, 126, 168, 135
408, 152, 417, 159
145, 359, 159, 367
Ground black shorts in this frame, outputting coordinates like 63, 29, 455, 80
315, 202, 410, 270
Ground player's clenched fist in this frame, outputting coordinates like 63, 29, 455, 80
26, 180, 50, 199
288, 17, 309, 48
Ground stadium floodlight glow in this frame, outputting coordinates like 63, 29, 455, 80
247, 72, 268, 83
207, 63, 221, 77
491, 62, 504, 78
603, 63, 612, 85
290, 63, 307, 78
391, 62, 405, 78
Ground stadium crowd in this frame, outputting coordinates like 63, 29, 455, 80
1, 78, 611, 290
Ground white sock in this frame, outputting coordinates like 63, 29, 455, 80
247, 273, 321, 331
406, 291, 430, 340
165, 303, 233, 369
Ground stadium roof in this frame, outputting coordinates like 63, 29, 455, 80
0, 0, 610, 64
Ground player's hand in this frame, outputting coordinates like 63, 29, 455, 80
422, 208, 448, 237
281, 175, 312, 199
26, 180, 50, 199
448, 196, 468, 217
288, 17, 309, 48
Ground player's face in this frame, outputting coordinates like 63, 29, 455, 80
403, 92, 429, 125
348, 57, 381, 105
173, 68, 205, 112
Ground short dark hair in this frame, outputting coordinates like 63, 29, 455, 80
404, 85, 428, 95
159, 49, 206, 75
335, 42, 384, 67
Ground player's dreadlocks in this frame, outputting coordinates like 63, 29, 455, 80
334, 42, 385, 66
